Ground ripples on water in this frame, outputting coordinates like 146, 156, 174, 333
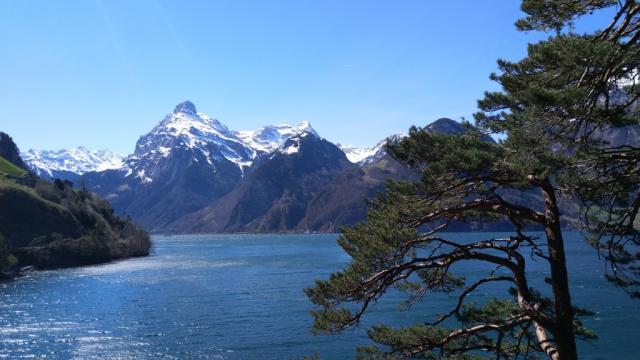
0, 233, 638, 359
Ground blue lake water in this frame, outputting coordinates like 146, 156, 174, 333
0, 232, 638, 359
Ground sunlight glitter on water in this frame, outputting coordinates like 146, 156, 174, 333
73, 258, 245, 276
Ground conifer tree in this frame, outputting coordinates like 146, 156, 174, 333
306, 1, 639, 359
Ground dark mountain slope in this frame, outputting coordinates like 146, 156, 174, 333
168, 133, 357, 233
86, 144, 243, 232
296, 118, 490, 232
297, 148, 419, 232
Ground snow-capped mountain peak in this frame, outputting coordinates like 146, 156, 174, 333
173, 100, 198, 116
338, 143, 380, 164
280, 137, 301, 155
296, 121, 317, 136
124, 102, 255, 182
338, 133, 408, 165
148, 104, 237, 150
234, 121, 317, 155
22, 147, 124, 178
123, 102, 322, 183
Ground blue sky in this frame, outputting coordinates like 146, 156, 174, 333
0, 1, 611, 154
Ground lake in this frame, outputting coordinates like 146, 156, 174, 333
0, 233, 638, 359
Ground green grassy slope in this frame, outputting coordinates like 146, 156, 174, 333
0, 155, 27, 176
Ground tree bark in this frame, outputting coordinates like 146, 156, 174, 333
541, 178, 578, 360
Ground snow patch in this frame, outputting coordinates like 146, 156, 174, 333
338, 143, 381, 164
136, 169, 152, 184
157, 146, 172, 157
235, 121, 317, 155
339, 134, 406, 165
281, 143, 300, 155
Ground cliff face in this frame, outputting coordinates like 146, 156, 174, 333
0, 132, 151, 270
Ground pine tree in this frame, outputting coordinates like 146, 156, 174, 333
306, 1, 638, 359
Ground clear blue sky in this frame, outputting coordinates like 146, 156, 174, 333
0, 0, 611, 154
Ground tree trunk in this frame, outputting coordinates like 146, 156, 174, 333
541, 178, 578, 360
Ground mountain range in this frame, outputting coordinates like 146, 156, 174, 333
23, 101, 436, 233
28, 100, 635, 234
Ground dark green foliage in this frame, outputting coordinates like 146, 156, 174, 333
307, 1, 638, 359
0, 133, 151, 270
0, 132, 28, 170
0, 174, 151, 269
516, 0, 617, 32
0, 232, 15, 272
305, 130, 587, 358
478, 0, 640, 297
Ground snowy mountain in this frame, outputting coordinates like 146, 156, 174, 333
22, 147, 123, 180
121, 101, 318, 183
122, 101, 255, 184
80, 101, 322, 231
235, 121, 317, 155
30, 109, 640, 234
339, 118, 494, 166
27, 101, 316, 186
337, 143, 380, 164
338, 134, 405, 165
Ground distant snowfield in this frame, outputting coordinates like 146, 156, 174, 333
22, 147, 124, 177
338, 142, 383, 164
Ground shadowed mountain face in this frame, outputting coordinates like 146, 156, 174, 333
167, 133, 358, 233
0, 132, 150, 270
82, 142, 245, 232
595, 125, 640, 147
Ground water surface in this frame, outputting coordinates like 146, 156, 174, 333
0, 233, 638, 359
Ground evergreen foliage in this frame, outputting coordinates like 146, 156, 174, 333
306, 1, 639, 359
0, 131, 151, 271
